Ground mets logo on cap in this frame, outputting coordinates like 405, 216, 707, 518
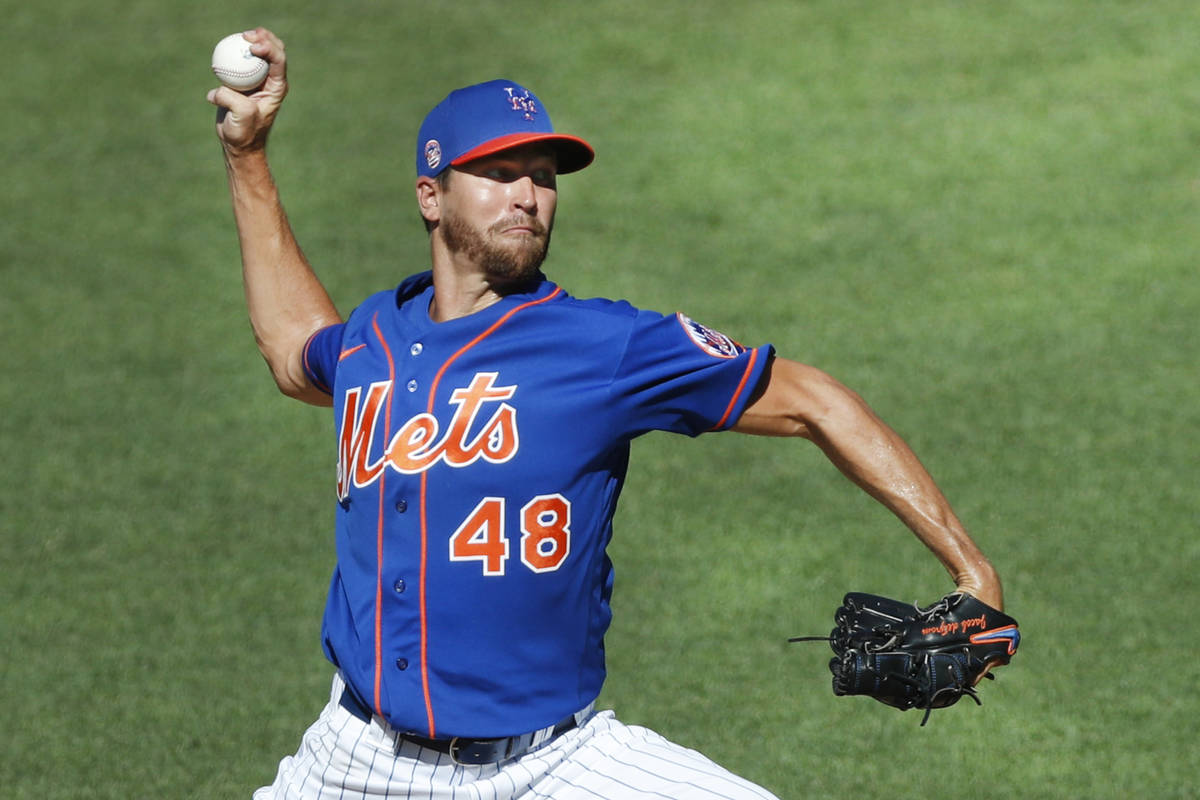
676, 313, 744, 359
503, 86, 538, 121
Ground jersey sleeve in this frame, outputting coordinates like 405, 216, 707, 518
609, 310, 774, 437
302, 323, 346, 396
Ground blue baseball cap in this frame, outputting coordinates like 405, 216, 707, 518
416, 79, 594, 178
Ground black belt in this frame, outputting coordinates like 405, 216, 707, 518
338, 685, 579, 765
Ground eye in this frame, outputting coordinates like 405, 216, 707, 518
531, 169, 557, 188
485, 166, 516, 181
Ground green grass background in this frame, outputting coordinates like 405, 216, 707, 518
3, 1, 1198, 797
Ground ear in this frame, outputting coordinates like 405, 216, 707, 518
416, 176, 441, 225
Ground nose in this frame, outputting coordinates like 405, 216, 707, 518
509, 176, 537, 214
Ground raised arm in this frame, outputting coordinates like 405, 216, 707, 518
207, 28, 341, 406
733, 357, 1003, 609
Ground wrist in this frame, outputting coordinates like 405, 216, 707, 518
223, 147, 276, 195
223, 143, 269, 167
955, 561, 1003, 609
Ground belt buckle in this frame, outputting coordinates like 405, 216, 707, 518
449, 735, 510, 766
449, 736, 493, 766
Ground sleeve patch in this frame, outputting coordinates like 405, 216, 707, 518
675, 312, 744, 359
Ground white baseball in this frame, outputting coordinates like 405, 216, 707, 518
211, 33, 269, 91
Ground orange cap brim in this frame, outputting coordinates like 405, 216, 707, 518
450, 132, 595, 174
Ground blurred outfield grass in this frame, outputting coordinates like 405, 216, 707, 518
2, 1, 1198, 797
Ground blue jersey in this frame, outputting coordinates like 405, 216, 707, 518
302, 271, 773, 739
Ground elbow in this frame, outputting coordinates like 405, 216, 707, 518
783, 363, 864, 438
256, 338, 299, 393
272, 369, 332, 407
273, 371, 310, 400
261, 352, 304, 396
733, 359, 852, 437
258, 342, 332, 407
251, 313, 333, 396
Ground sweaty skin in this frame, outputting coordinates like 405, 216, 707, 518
208, 29, 340, 407
733, 358, 1001, 609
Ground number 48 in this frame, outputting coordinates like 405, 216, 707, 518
449, 494, 571, 576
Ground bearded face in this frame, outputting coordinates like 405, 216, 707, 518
438, 207, 553, 283
427, 146, 560, 286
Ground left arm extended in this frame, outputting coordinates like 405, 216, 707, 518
733, 357, 1002, 609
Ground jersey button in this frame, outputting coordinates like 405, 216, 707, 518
410, 343, 423, 356
396, 658, 409, 670
406, 379, 418, 392
395, 499, 408, 513
394, 579, 406, 593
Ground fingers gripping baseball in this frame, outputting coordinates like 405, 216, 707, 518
207, 28, 288, 153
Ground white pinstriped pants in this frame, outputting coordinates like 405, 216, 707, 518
253, 674, 780, 800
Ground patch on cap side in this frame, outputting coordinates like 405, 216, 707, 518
676, 313, 744, 359
425, 139, 442, 171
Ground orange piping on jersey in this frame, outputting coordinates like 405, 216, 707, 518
369, 313, 397, 717
339, 343, 368, 361
711, 347, 759, 431
417, 286, 563, 738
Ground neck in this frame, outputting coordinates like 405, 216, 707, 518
427, 244, 540, 322
428, 272, 503, 322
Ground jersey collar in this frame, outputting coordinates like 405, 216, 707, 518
392, 271, 561, 333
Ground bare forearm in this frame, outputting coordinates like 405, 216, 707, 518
224, 149, 340, 399
736, 359, 1002, 608
207, 29, 338, 405
806, 394, 1001, 607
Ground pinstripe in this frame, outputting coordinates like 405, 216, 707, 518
502, 752, 546, 799
401, 741, 418, 800
522, 713, 778, 800
256, 677, 778, 799
313, 701, 348, 798
302, 706, 340, 797
361, 742, 385, 800
336, 716, 371, 799
619, 738, 771, 797
530, 771, 608, 800
277, 701, 327, 798
522, 783, 561, 800
604, 750, 752, 799
450, 759, 467, 787
507, 756, 534, 791
568, 776, 649, 799
381, 730, 402, 800
635, 728, 771, 798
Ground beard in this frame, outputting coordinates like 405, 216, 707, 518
440, 211, 553, 284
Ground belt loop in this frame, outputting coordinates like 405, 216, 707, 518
573, 702, 595, 727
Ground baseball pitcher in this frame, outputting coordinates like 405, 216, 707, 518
207, 28, 1012, 800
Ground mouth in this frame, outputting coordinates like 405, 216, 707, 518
494, 218, 546, 238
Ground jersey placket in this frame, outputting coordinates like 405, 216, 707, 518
391, 335, 437, 730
